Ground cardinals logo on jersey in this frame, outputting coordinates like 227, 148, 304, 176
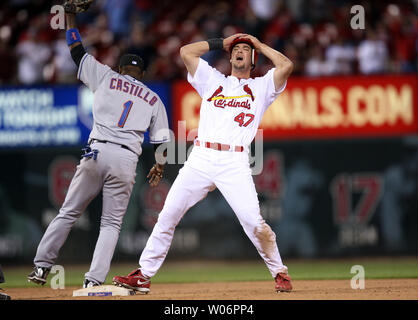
207, 86, 223, 102
207, 85, 255, 109
243, 84, 254, 101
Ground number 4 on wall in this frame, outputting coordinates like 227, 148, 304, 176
330, 173, 384, 225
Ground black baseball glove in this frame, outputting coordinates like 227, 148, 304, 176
63, 0, 93, 14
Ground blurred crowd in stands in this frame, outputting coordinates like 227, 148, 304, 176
0, 0, 417, 85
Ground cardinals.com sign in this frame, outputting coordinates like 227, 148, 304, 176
172, 74, 417, 140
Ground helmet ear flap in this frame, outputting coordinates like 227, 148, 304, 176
251, 48, 258, 70
251, 49, 255, 70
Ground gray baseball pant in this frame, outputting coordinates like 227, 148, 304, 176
34, 142, 138, 284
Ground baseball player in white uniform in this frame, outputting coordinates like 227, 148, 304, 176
113, 33, 294, 293
28, 6, 170, 288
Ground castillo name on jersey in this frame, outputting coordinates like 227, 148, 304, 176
109, 77, 158, 106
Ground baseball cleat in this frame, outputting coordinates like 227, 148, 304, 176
112, 268, 150, 294
83, 278, 101, 288
27, 266, 50, 285
0, 288, 11, 300
275, 272, 292, 292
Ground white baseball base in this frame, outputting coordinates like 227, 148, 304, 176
73, 285, 135, 297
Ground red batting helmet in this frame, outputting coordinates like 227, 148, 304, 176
229, 37, 258, 70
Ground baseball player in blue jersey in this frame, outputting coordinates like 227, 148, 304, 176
28, 1, 170, 288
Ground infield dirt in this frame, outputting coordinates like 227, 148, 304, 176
5, 279, 418, 300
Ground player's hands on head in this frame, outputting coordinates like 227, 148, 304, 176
222, 33, 247, 51
243, 34, 262, 51
222, 33, 262, 52
147, 163, 164, 187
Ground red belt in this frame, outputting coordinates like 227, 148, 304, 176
195, 139, 244, 152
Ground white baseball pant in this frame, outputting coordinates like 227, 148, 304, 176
139, 146, 288, 278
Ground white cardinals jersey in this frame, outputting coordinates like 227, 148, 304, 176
187, 58, 286, 148
78, 53, 170, 156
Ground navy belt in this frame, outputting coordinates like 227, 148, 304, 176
89, 139, 134, 154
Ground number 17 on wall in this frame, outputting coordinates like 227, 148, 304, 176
330, 173, 383, 225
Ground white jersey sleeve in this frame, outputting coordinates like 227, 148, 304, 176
77, 53, 112, 92
149, 100, 171, 144
262, 68, 287, 111
187, 58, 223, 97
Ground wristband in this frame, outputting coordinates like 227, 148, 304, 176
207, 38, 224, 51
66, 28, 82, 46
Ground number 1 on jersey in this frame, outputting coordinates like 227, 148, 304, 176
118, 100, 133, 128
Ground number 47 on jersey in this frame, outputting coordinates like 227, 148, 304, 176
234, 112, 254, 127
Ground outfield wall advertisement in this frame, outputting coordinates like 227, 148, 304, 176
172, 74, 418, 140
0, 86, 89, 148
0, 83, 171, 148
1, 75, 415, 149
